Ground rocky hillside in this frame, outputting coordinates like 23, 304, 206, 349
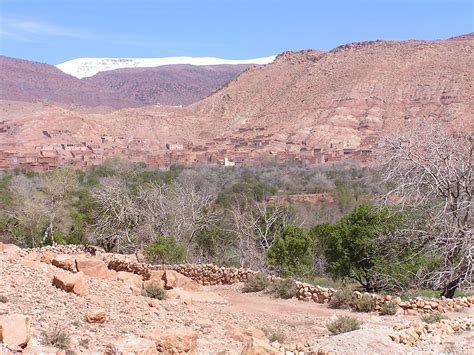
192, 36, 473, 147
0, 56, 250, 108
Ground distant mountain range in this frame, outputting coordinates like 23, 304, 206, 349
56, 56, 276, 78
0, 56, 260, 107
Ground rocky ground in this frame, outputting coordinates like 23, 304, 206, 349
0, 244, 473, 354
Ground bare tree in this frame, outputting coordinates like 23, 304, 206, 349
90, 177, 140, 252
40, 168, 79, 245
228, 195, 297, 268
5, 175, 49, 247
377, 120, 473, 297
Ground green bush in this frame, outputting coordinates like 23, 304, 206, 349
328, 289, 354, 309
242, 273, 269, 293
327, 316, 361, 335
144, 236, 186, 264
266, 225, 312, 277
380, 301, 398, 315
269, 278, 298, 299
141, 283, 167, 300
355, 294, 376, 312
421, 312, 447, 324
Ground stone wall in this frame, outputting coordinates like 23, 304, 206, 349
15, 244, 474, 314
390, 317, 474, 346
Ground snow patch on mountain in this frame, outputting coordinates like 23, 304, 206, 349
56, 56, 276, 79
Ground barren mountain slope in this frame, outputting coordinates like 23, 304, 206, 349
0, 56, 250, 108
83, 64, 252, 106
193, 37, 473, 147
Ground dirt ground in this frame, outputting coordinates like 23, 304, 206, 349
1, 250, 473, 354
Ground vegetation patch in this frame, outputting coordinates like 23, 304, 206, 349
327, 316, 361, 335
242, 273, 269, 293
354, 294, 376, 312
269, 278, 298, 299
141, 283, 167, 300
421, 312, 447, 324
41, 325, 71, 350
328, 288, 354, 309
380, 301, 398, 315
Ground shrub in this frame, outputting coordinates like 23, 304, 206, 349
269, 278, 298, 299
380, 301, 398, 315
144, 236, 186, 264
421, 312, 447, 324
327, 316, 361, 335
328, 289, 354, 309
0, 294, 8, 303
141, 283, 167, 300
242, 273, 269, 293
41, 325, 71, 350
263, 328, 285, 343
355, 294, 376, 312
266, 225, 313, 277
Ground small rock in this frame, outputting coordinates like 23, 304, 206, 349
85, 309, 107, 324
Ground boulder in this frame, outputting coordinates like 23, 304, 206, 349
104, 335, 158, 355
226, 326, 267, 343
117, 271, 143, 290
147, 270, 166, 288
52, 271, 89, 296
75, 257, 115, 279
241, 337, 281, 355
146, 328, 197, 353
40, 251, 55, 264
163, 270, 201, 291
0, 314, 31, 351
85, 309, 107, 324
51, 254, 76, 271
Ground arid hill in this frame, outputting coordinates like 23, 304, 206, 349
192, 37, 473, 148
0, 56, 250, 108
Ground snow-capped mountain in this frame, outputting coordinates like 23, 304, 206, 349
56, 56, 276, 79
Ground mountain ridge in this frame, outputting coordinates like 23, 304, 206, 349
56, 55, 276, 79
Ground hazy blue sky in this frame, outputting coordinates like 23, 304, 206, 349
0, 0, 472, 64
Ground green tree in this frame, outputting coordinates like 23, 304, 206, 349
144, 235, 186, 264
266, 225, 312, 277
312, 204, 414, 292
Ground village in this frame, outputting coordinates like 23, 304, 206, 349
0, 120, 375, 172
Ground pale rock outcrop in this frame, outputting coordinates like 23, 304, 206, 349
75, 257, 116, 279
52, 271, 89, 296
163, 270, 201, 291
145, 328, 197, 354
0, 314, 31, 351
51, 254, 76, 271
241, 337, 281, 355
117, 271, 143, 294
104, 335, 158, 355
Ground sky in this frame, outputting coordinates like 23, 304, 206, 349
0, 0, 472, 65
